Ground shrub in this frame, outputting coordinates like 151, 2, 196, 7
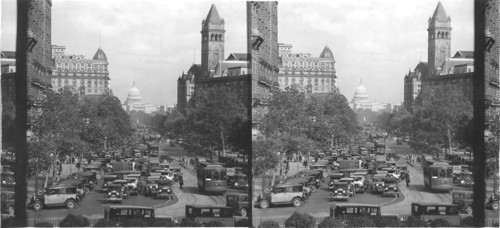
429, 218, 451, 227
284, 212, 315, 228
2, 217, 20, 228
318, 217, 344, 228
93, 219, 118, 227
119, 219, 148, 227
460, 217, 476, 227
260, 220, 280, 228
34, 222, 54, 227
346, 217, 375, 227
179, 218, 202, 227
59, 214, 90, 227
204, 220, 226, 227
235, 219, 251, 227
374, 217, 401, 227
405, 216, 428, 227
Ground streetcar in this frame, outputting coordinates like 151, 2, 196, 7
196, 162, 227, 194
422, 159, 454, 192
410, 202, 460, 226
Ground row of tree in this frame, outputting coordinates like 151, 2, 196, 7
377, 84, 474, 157
26, 89, 132, 177
253, 89, 359, 175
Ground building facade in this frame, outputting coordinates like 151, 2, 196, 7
485, 0, 500, 105
122, 82, 159, 114
177, 64, 200, 114
248, 1, 279, 106
28, 0, 53, 106
278, 43, 338, 94
404, 2, 474, 111
51, 45, 110, 96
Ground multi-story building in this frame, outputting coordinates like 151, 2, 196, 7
177, 4, 250, 115
50, 45, 110, 96
485, 0, 500, 105
404, 2, 474, 111
27, 0, 53, 106
277, 43, 338, 94
248, 1, 279, 106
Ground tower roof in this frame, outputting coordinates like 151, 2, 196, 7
431, 2, 449, 22
93, 47, 108, 61
319, 45, 335, 60
204, 4, 223, 25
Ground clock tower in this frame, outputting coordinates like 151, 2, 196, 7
201, 4, 225, 79
427, 2, 452, 75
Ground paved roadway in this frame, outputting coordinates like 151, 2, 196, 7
21, 143, 229, 220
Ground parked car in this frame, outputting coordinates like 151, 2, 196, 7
102, 175, 118, 192
1, 191, 15, 215
227, 173, 248, 190
28, 184, 79, 210
382, 177, 399, 197
143, 178, 160, 196
452, 190, 474, 214
371, 176, 386, 194
339, 178, 356, 197
226, 192, 249, 217
256, 183, 306, 209
351, 176, 367, 193
1, 172, 15, 187
486, 193, 499, 211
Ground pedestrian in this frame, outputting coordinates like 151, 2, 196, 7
179, 173, 184, 189
285, 160, 290, 174
76, 160, 81, 171
299, 154, 302, 163
406, 171, 410, 186
304, 159, 308, 169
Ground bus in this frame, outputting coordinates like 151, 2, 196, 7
410, 202, 460, 226
102, 205, 175, 226
422, 159, 453, 192
196, 162, 227, 194
185, 204, 235, 226
329, 203, 399, 225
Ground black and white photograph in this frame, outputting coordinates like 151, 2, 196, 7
1, 0, 500, 227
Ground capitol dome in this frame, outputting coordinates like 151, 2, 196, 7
125, 82, 142, 105
352, 79, 369, 103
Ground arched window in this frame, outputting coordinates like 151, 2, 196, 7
211, 34, 214, 41
446, 32, 449, 38
437, 32, 441, 38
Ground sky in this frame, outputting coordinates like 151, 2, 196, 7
1, 0, 474, 106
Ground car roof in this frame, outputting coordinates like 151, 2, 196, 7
103, 175, 117, 178
411, 202, 457, 207
226, 192, 248, 196
332, 203, 379, 208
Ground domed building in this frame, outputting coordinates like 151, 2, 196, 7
350, 79, 388, 112
122, 82, 159, 114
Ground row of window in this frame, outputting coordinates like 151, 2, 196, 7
280, 77, 334, 86
283, 60, 334, 69
55, 62, 107, 71
284, 84, 335, 92
54, 85, 103, 93
52, 79, 106, 87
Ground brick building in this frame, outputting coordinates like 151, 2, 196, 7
51, 45, 110, 96
177, 4, 250, 114
248, 1, 279, 107
485, 0, 500, 105
27, 0, 53, 106
404, 2, 474, 111
277, 43, 338, 94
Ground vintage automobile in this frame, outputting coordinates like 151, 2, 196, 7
143, 178, 160, 196
58, 178, 88, 201
227, 173, 248, 189
330, 181, 349, 201
29, 184, 79, 210
486, 193, 499, 211
156, 179, 173, 200
309, 162, 330, 178
1, 172, 15, 187
453, 171, 474, 187
113, 179, 130, 198
371, 176, 386, 194
283, 176, 314, 197
328, 173, 344, 190
351, 176, 367, 193
1, 191, 15, 215
83, 163, 104, 179
124, 174, 141, 195
256, 183, 306, 209
339, 178, 355, 197
382, 177, 399, 197
69, 171, 97, 186
169, 165, 182, 182
295, 169, 324, 187
102, 175, 118, 192
226, 192, 249, 217
154, 170, 175, 181
105, 184, 127, 203
382, 168, 401, 179
452, 190, 474, 214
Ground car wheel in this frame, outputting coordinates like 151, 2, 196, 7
240, 208, 248, 217
7, 205, 14, 215
292, 198, 302, 207
33, 201, 43, 211
466, 205, 473, 215
492, 202, 499, 210
323, 172, 328, 178
259, 200, 270, 209
66, 200, 76, 209
96, 173, 102, 179
465, 178, 472, 185
6, 178, 13, 186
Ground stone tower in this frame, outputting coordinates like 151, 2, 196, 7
201, 4, 225, 79
428, 1, 452, 75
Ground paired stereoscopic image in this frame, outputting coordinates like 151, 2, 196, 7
1, 0, 499, 227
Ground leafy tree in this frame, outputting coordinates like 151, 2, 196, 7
252, 136, 281, 176
284, 212, 316, 228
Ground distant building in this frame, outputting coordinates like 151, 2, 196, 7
404, 2, 474, 111
51, 45, 110, 96
350, 79, 387, 112
177, 4, 250, 115
278, 43, 338, 94
122, 82, 159, 114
